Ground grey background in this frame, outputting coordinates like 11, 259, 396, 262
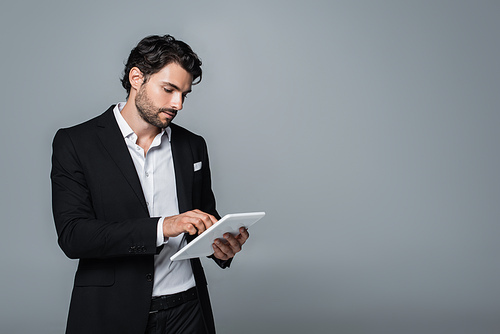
1, 1, 499, 333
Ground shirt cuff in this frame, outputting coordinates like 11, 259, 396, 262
157, 217, 169, 247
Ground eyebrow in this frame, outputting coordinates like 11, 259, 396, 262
163, 81, 192, 94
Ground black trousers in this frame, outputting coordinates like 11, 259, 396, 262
145, 298, 209, 334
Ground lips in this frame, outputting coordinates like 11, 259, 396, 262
161, 110, 177, 119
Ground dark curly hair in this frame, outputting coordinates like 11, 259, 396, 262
121, 35, 202, 98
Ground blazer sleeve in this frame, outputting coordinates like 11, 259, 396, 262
51, 129, 160, 260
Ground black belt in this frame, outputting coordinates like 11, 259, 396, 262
150, 287, 198, 313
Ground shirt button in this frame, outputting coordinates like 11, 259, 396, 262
145, 172, 149, 177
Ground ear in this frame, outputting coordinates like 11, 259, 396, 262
129, 67, 145, 91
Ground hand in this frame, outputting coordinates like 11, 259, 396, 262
212, 227, 250, 261
163, 209, 218, 238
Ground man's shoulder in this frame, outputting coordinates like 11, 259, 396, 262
52, 106, 116, 149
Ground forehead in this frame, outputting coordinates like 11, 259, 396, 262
150, 62, 193, 91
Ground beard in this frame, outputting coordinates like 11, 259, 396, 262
135, 85, 176, 129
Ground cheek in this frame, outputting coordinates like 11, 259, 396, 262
152, 92, 171, 107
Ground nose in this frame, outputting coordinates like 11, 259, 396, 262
171, 92, 184, 111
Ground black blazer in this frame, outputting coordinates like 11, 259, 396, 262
51, 106, 229, 334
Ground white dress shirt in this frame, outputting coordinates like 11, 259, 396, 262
113, 103, 196, 296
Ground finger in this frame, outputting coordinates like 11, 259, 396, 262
191, 209, 218, 224
185, 222, 198, 235
165, 211, 218, 237
212, 241, 231, 260
184, 216, 209, 235
189, 211, 218, 233
190, 217, 207, 234
214, 238, 236, 258
237, 227, 249, 243
224, 233, 246, 252
204, 212, 218, 225
222, 234, 242, 253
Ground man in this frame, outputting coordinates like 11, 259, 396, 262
51, 35, 248, 334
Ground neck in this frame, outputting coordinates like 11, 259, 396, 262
120, 100, 161, 154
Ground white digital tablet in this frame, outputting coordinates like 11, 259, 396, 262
170, 212, 265, 261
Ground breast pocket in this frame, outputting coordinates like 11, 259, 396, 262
193, 160, 203, 184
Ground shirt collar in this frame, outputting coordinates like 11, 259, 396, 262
113, 102, 172, 142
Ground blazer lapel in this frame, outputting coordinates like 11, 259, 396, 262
170, 124, 193, 215
96, 106, 149, 214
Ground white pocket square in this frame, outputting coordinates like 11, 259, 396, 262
194, 161, 202, 171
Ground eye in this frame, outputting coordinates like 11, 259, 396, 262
164, 88, 173, 93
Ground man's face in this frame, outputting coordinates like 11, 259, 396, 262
135, 62, 193, 129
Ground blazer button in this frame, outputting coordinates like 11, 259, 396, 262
129, 246, 136, 253
146, 273, 153, 282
